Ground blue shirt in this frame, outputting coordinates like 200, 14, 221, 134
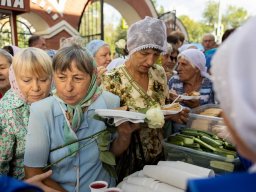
168, 75, 215, 106
24, 91, 120, 192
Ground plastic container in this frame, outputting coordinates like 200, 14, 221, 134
162, 139, 240, 174
187, 104, 224, 132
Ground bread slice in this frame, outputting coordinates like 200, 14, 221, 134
200, 108, 222, 117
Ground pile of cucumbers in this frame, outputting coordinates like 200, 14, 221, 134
167, 128, 237, 159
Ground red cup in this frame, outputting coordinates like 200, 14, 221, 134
105, 187, 122, 192
89, 181, 108, 192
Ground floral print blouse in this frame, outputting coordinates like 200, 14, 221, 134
0, 89, 30, 179
102, 64, 168, 161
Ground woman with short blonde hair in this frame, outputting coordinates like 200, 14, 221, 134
0, 47, 53, 179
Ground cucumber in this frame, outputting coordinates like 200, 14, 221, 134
201, 135, 223, 147
194, 138, 217, 152
167, 135, 193, 145
184, 143, 200, 149
214, 148, 236, 156
210, 160, 234, 172
181, 129, 209, 138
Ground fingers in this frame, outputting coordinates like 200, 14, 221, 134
26, 170, 52, 183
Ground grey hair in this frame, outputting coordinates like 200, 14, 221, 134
53, 44, 95, 77
0, 48, 12, 64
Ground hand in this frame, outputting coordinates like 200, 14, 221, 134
97, 66, 107, 76
25, 170, 61, 192
165, 108, 190, 124
168, 89, 179, 101
117, 122, 141, 137
181, 99, 200, 108
212, 125, 234, 144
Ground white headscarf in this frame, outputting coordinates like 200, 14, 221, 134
127, 16, 167, 56
212, 16, 256, 154
178, 49, 210, 79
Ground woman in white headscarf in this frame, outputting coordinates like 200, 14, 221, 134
102, 16, 189, 181
186, 16, 256, 192
168, 49, 214, 108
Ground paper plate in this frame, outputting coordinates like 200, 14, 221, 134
180, 95, 201, 100
95, 109, 146, 120
161, 104, 183, 115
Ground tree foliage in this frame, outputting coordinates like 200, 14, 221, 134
180, 0, 249, 43
179, 15, 205, 43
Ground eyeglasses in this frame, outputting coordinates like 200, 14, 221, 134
170, 56, 177, 62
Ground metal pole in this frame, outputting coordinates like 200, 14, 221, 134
100, 0, 104, 40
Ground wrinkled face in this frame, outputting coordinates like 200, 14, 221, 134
54, 61, 91, 105
130, 48, 161, 74
16, 69, 52, 103
95, 46, 111, 67
202, 36, 215, 51
176, 58, 199, 82
34, 38, 47, 50
0, 55, 11, 94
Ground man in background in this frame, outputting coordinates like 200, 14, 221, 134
28, 35, 47, 50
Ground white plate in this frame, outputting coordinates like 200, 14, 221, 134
180, 95, 201, 100
95, 109, 146, 120
161, 104, 183, 115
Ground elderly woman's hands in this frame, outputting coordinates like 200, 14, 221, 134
165, 108, 190, 124
25, 170, 62, 192
181, 99, 200, 108
111, 122, 141, 156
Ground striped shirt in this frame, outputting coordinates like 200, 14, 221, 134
168, 75, 215, 106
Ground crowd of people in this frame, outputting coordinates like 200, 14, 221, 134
0, 15, 255, 192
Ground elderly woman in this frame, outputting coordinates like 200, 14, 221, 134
24, 45, 137, 192
102, 16, 189, 181
0, 48, 52, 179
0, 49, 12, 99
168, 49, 214, 108
186, 16, 256, 192
86, 39, 111, 68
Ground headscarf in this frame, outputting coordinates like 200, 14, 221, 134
86, 39, 108, 56
127, 16, 167, 56
53, 49, 103, 154
178, 49, 210, 79
9, 65, 26, 102
106, 57, 126, 72
211, 16, 256, 155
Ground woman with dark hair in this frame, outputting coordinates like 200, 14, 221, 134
24, 45, 137, 191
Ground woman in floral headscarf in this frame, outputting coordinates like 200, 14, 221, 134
102, 16, 189, 181
186, 16, 256, 192
0, 48, 52, 179
24, 45, 138, 192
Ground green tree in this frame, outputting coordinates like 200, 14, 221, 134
178, 15, 205, 43
222, 6, 248, 28
202, 0, 248, 31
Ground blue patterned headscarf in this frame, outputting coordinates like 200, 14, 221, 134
86, 39, 108, 56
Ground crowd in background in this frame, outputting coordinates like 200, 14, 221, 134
0, 14, 255, 192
